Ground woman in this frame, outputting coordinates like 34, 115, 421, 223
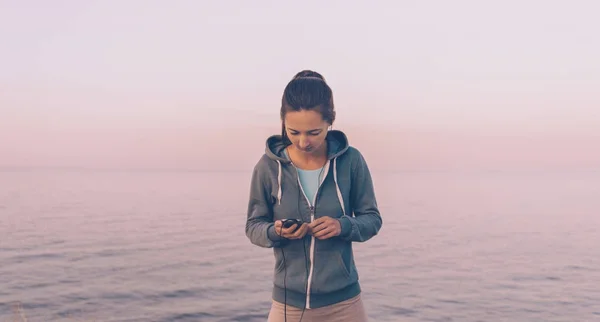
245, 70, 383, 322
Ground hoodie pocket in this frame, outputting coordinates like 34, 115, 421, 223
311, 250, 354, 294
273, 249, 309, 294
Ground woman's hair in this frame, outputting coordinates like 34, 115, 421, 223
280, 70, 336, 142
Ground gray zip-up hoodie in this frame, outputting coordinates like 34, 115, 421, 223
245, 130, 383, 309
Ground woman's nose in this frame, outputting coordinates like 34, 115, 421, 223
299, 137, 310, 149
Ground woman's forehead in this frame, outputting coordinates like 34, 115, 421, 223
284, 110, 327, 130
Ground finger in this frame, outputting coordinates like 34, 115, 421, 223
309, 219, 327, 231
317, 229, 338, 240
291, 224, 308, 239
315, 225, 340, 239
274, 221, 285, 236
311, 224, 326, 235
286, 225, 301, 238
312, 219, 333, 233
310, 218, 327, 226
282, 224, 298, 237
313, 225, 333, 239
274, 221, 282, 230
309, 217, 327, 227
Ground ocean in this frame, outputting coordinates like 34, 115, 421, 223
1, 169, 599, 321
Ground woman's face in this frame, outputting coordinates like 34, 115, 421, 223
284, 109, 329, 155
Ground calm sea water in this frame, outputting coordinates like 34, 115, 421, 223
1, 169, 599, 322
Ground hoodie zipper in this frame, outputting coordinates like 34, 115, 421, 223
294, 162, 328, 310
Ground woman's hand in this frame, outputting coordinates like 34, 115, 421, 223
309, 216, 342, 240
274, 220, 310, 239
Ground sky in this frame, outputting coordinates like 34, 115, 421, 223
1, 0, 599, 172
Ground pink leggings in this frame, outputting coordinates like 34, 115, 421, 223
267, 294, 369, 322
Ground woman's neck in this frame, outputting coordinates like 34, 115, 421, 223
287, 143, 328, 170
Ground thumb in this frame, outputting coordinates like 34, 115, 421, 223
309, 217, 323, 227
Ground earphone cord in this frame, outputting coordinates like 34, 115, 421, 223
300, 240, 307, 321
278, 225, 288, 322
278, 155, 323, 322
279, 224, 308, 322
296, 161, 324, 321
298, 185, 308, 322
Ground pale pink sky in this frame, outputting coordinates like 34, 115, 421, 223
1, 0, 599, 171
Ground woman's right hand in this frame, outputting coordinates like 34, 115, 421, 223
274, 220, 309, 239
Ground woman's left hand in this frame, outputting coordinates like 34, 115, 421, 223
308, 216, 341, 240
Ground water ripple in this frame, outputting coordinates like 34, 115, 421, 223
1, 171, 599, 321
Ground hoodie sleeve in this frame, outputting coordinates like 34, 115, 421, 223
337, 149, 383, 242
245, 157, 288, 248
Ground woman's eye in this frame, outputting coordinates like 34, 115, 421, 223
288, 131, 320, 136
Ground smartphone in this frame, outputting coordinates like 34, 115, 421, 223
282, 218, 303, 232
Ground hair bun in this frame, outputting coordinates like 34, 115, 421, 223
292, 70, 325, 81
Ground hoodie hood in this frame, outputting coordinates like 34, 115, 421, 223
265, 129, 350, 163
263, 129, 350, 206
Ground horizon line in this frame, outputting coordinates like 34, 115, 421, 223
1, 166, 599, 174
